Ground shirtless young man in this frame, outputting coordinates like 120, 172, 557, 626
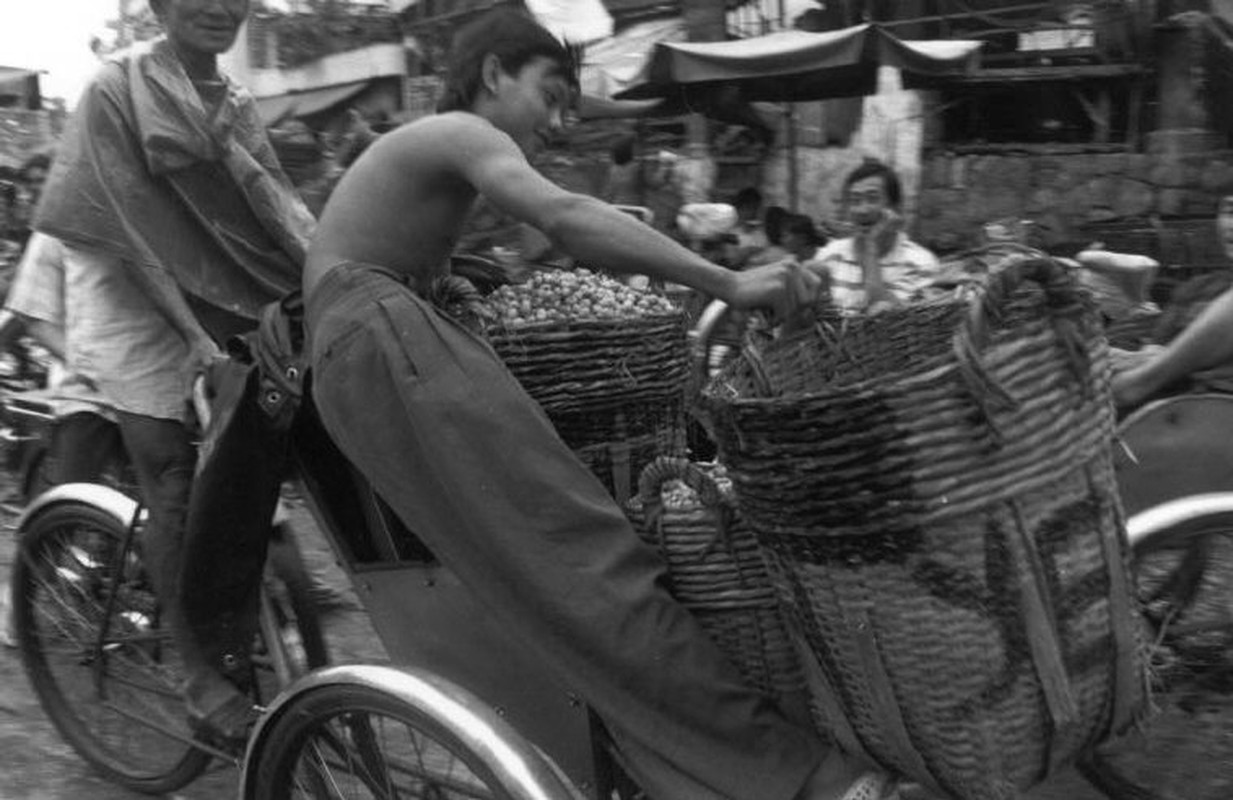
303, 9, 895, 800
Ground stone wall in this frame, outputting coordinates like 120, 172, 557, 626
917, 143, 1233, 264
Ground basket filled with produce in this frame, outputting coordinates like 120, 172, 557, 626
482, 268, 692, 503
700, 255, 1149, 800
626, 456, 805, 706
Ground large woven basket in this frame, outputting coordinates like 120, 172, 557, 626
487, 312, 691, 415
700, 256, 1148, 800
626, 457, 806, 706
487, 312, 692, 503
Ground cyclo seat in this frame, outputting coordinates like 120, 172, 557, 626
291, 381, 435, 566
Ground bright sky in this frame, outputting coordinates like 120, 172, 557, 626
0, 0, 114, 106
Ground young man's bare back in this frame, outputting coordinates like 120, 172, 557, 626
307, 98, 811, 315
305, 114, 481, 295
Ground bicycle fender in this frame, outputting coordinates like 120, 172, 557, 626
16, 482, 141, 532
240, 664, 584, 800
1126, 492, 1233, 548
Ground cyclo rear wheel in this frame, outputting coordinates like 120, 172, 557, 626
13, 500, 210, 794
1081, 507, 1233, 800
250, 683, 522, 800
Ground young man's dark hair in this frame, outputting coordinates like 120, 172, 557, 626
436, 6, 580, 113
843, 158, 902, 209
732, 186, 763, 213
764, 204, 789, 246
611, 134, 635, 166
782, 212, 825, 248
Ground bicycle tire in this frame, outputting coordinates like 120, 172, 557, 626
1081, 508, 1233, 800
12, 500, 211, 794
23, 443, 138, 504
249, 683, 535, 800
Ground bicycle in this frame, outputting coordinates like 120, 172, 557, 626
231, 352, 1233, 800
10, 480, 329, 795
20, 358, 1233, 799
1078, 492, 1233, 800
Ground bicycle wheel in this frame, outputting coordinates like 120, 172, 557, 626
12, 500, 210, 794
1081, 507, 1233, 800
249, 682, 552, 800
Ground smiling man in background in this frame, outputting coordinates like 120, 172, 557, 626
810, 159, 939, 313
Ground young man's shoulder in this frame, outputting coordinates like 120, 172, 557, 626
378, 112, 510, 162
400, 111, 491, 139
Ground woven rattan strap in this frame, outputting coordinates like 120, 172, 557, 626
1089, 463, 1149, 735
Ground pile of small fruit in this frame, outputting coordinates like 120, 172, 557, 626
659, 464, 733, 509
485, 268, 676, 326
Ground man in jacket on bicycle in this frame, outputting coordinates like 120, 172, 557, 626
32, 0, 311, 746
303, 8, 895, 800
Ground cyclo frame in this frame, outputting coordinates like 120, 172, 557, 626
247, 393, 618, 799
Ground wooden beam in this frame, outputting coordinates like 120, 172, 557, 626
936, 64, 1146, 84
876, 1, 1053, 29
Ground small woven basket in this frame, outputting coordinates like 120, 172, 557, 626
626, 456, 805, 703
701, 256, 1148, 800
486, 312, 692, 504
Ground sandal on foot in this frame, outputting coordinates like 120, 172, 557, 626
839, 772, 899, 800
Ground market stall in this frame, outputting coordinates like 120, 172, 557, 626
614, 22, 984, 208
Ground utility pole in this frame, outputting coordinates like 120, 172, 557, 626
779, 0, 798, 210
680, 0, 724, 202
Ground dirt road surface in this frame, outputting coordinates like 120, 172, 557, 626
0, 482, 1108, 800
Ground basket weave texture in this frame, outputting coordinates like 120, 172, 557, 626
626, 457, 805, 702
486, 312, 691, 504
487, 313, 691, 414
700, 256, 1148, 800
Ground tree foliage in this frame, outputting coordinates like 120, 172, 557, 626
93, 4, 162, 56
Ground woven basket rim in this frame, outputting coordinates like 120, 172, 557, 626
701, 292, 1089, 409
486, 309, 686, 338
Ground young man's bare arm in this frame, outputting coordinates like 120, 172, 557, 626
449, 117, 820, 317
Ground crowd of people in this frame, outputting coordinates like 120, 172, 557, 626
674, 162, 944, 321
0, 154, 51, 297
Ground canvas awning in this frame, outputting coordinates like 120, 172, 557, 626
615, 23, 983, 102
255, 79, 372, 125
524, 0, 613, 44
